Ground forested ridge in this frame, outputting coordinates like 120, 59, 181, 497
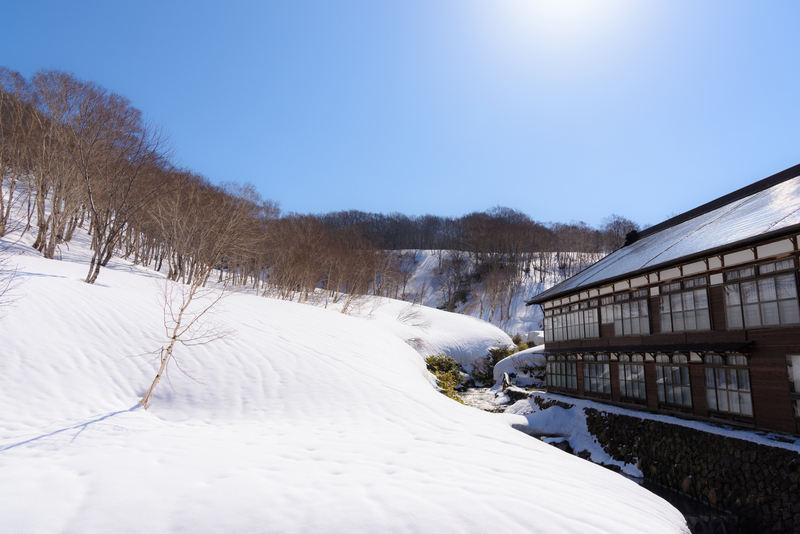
0, 67, 639, 315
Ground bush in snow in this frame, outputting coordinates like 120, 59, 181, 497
425, 354, 464, 403
471, 345, 517, 386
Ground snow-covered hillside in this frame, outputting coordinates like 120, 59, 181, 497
0, 228, 688, 533
395, 250, 548, 337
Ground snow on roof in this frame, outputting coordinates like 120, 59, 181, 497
530, 165, 800, 304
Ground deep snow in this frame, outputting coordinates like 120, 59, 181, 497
0, 225, 689, 533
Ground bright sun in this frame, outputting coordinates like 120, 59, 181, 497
478, 0, 640, 59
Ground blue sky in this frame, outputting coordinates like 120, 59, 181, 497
3, 0, 800, 227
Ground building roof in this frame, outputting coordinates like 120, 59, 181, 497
528, 163, 800, 305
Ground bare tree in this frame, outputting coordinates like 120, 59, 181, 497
434, 250, 469, 312
0, 244, 22, 320
140, 278, 233, 407
30, 69, 172, 283
0, 68, 35, 238
600, 214, 640, 252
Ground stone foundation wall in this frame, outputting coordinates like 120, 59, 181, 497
583, 408, 800, 533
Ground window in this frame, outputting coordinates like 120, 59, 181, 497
655, 354, 692, 407
660, 277, 711, 333
619, 354, 646, 400
788, 355, 800, 418
723, 259, 800, 329
547, 355, 577, 390
583, 354, 611, 395
601, 289, 650, 336
543, 300, 599, 342
703, 354, 752, 417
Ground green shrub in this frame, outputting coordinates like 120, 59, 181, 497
425, 354, 464, 403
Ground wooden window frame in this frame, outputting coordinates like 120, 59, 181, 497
703, 354, 753, 418
546, 354, 578, 391
619, 354, 646, 401
655, 353, 692, 408
601, 290, 650, 337
583, 354, 611, 396
723, 259, 800, 330
659, 277, 711, 333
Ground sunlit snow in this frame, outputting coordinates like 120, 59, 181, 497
0, 224, 689, 533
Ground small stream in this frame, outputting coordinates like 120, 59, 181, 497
459, 387, 505, 412
460, 387, 737, 533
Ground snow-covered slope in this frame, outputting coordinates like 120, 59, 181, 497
400, 249, 548, 337
0, 235, 688, 533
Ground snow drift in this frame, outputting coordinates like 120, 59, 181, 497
0, 237, 688, 533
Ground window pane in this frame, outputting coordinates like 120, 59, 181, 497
696, 309, 711, 330
683, 291, 695, 311
706, 388, 717, 410
761, 301, 780, 326
660, 296, 670, 313
728, 390, 740, 413
743, 303, 761, 327
726, 306, 743, 329
704, 368, 715, 388
673, 312, 685, 331
738, 369, 750, 392
779, 299, 800, 324
776, 274, 798, 299
716, 387, 728, 411
661, 313, 672, 333
684, 310, 697, 331
715, 368, 726, 389
680, 366, 690, 386
694, 289, 708, 309
727, 368, 739, 390
758, 278, 777, 302
636, 318, 647, 336
671, 293, 683, 312
742, 281, 759, 304
724, 285, 741, 306
739, 393, 753, 416
640, 300, 649, 316
631, 317, 640, 335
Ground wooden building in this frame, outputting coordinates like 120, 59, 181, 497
527, 164, 800, 436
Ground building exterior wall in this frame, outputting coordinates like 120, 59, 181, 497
541, 236, 800, 436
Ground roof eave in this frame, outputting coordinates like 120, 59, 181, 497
526, 222, 800, 306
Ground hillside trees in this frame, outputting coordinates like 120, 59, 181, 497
2, 64, 648, 332
30, 69, 171, 283
601, 214, 640, 252
0, 68, 36, 238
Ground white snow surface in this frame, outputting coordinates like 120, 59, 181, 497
505, 391, 800, 453
493, 345, 546, 387
0, 236, 689, 533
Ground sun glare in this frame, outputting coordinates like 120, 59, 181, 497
476, 0, 641, 61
